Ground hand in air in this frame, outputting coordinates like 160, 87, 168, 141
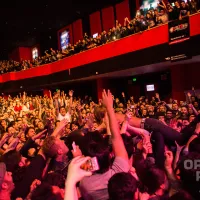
67, 156, 92, 184
102, 89, 113, 109
164, 150, 173, 169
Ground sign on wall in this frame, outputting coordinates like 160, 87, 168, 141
168, 16, 190, 45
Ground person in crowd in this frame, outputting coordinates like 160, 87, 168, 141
0, 87, 199, 199
179, 0, 190, 19
174, 1, 181, 20
1, 0, 199, 74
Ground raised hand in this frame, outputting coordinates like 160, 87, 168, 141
66, 156, 92, 185
71, 142, 83, 158
195, 122, 200, 134
52, 119, 68, 138
175, 141, 185, 152
69, 90, 74, 97
155, 93, 160, 99
188, 104, 193, 109
102, 89, 113, 109
187, 92, 191, 97
164, 151, 174, 169
30, 179, 41, 193
32, 129, 47, 141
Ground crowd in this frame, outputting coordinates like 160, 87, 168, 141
0, 86, 199, 199
0, 0, 199, 74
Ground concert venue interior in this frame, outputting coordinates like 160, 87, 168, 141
0, 0, 200, 200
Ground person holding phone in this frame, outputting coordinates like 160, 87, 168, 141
79, 90, 130, 200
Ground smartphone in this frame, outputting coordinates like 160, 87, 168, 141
81, 157, 100, 172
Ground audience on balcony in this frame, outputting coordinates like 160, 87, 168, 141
0, 0, 199, 75
0, 86, 199, 199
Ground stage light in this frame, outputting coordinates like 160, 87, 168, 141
132, 78, 137, 82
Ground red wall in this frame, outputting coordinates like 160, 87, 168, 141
170, 62, 200, 101
73, 19, 83, 44
9, 47, 32, 61
9, 48, 20, 62
90, 11, 102, 35
102, 6, 115, 31
115, 0, 130, 25
57, 24, 73, 50
18, 47, 32, 61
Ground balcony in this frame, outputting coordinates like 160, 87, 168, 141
0, 13, 200, 92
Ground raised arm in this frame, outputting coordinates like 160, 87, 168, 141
102, 89, 128, 161
68, 90, 73, 114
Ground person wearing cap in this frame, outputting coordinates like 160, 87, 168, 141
0, 162, 14, 200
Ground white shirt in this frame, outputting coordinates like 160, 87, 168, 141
57, 112, 71, 122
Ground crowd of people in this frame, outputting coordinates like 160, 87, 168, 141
0, 87, 200, 199
0, 0, 199, 74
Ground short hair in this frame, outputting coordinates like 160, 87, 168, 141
0, 150, 21, 172
6, 125, 14, 133
31, 182, 63, 200
108, 172, 138, 200
42, 136, 59, 158
59, 106, 65, 112
84, 132, 110, 174
25, 127, 35, 136
94, 105, 106, 124
9, 121, 16, 127
139, 167, 166, 195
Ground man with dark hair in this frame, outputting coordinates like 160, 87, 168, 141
174, 1, 181, 20
0, 150, 21, 172
31, 182, 64, 200
94, 105, 106, 125
180, 1, 190, 19
42, 136, 69, 159
80, 90, 130, 200
108, 172, 138, 200
139, 167, 168, 197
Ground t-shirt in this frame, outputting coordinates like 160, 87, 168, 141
57, 112, 71, 122
14, 105, 22, 112
173, 7, 181, 20
79, 157, 130, 200
180, 6, 190, 17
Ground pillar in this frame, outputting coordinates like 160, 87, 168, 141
170, 64, 185, 102
96, 78, 109, 100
